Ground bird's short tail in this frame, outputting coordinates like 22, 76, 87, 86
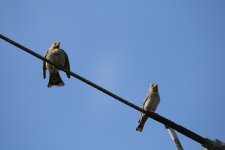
136, 115, 148, 132
48, 72, 64, 88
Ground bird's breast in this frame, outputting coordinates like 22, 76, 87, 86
47, 50, 65, 66
144, 93, 160, 111
46, 50, 66, 72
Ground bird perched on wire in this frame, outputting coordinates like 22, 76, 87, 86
43, 42, 70, 87
136, 83, 160, 132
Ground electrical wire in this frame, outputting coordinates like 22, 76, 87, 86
0, 34, 207, 148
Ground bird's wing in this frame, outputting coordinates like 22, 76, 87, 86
151, 93, 160, 112
61, 49, 70, 78
43, 50, 48, 79
157, 94, 160, 105
142, 92, 149, 108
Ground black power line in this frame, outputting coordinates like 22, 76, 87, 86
0, 34, 207, 148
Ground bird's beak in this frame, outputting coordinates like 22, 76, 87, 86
151, 84, 157, 92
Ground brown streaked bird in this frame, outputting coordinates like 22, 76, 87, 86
136, 83, 160, 132
43, 42, 70, 87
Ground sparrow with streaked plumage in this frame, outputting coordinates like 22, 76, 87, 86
136, 83, 160, 132
43, 42, 70, 87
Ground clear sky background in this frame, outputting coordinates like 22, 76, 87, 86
0, 0, 225, 150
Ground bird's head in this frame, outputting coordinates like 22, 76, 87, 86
149, 83, 158, 93
50, 42, 60, 50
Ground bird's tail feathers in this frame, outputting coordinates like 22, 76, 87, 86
136, 123, 144, 132
48, 72, 64, 87
136, 115, 148, 132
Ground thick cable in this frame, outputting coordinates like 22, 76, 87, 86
0, 34, 207, 147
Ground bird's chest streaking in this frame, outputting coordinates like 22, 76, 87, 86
46, 49, 66, 73
144, 92, 160, 112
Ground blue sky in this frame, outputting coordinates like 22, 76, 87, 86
1, 0, 225, 149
